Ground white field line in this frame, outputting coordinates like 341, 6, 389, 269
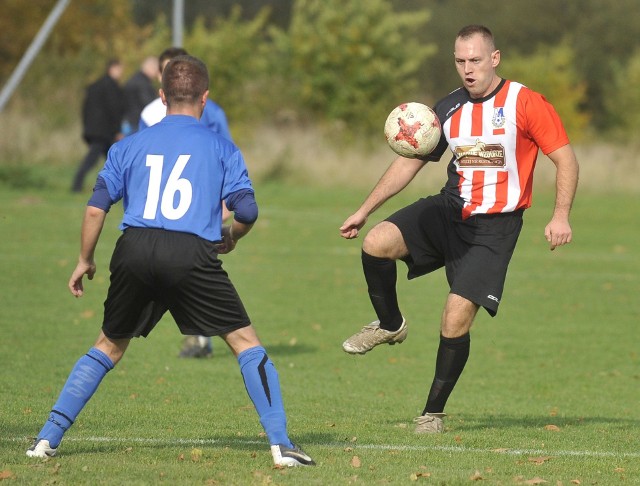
7, 436, 640, 459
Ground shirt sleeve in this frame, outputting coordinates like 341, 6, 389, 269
87, 175, 115, 212
225, 188, 258, 224
519, 88, 570, 155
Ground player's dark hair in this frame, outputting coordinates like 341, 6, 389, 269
158, 47, 189, 74
105, 58, 121, 71
456, 25, 495, 50
162, 55, 209, 107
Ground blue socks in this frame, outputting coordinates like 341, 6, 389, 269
38, 347, 114, 447
238, 346, 293, 448
37, 346, 292, 449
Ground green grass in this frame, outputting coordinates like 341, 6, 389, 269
0, 181, 638, 485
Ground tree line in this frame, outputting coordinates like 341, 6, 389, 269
2, 0, 640, 142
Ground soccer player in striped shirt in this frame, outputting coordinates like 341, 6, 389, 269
26, 55, 314, 467
339, 24, 579, 434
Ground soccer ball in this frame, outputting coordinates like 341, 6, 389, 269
384, 102, 441, 158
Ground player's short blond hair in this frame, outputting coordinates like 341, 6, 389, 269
456, 25, 496, 51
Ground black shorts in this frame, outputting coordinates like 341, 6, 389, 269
101, 228, 250, 339
386, 193, 523, 316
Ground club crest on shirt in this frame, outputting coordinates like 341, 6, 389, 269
492, 107, 506, 128
454, 140, 505, 168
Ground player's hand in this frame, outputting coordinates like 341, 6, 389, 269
544, 218, 573, 251
217, 225, 237, 254
69, 259, 96, 297
340, 212, 368, 239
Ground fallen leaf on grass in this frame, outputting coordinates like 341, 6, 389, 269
543, 424, 560, 432
410, 472, 431, 481
524, 477, 547, 485
0, 470, 15, 480
470, 470, 483, 480
191, 448, 203, 462
528, 456, 553, 465
570, 480, 581, 484
350, 456, 361, 468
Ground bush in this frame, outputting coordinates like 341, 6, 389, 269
186, 6, 274, 139
269, 0, 435, 135
499, 42, 590, 142
605, 49, 640, 138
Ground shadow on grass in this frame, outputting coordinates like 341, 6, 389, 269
412, 413, 640, 431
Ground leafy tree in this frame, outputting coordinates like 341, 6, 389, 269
185, 6, 273, 135
269, 0, 435, 134
571, 0, 640, 128
499, 42, 590, 142
605, 49, 640, 138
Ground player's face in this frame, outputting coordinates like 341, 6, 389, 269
454, 34, 500, 99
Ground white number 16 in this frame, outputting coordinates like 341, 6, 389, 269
143, 154, 193, 220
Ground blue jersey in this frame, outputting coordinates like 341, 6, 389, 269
99, 114, 253, 241
200, 99, 233, 141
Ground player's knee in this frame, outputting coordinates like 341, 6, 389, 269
362, 222, 406, 259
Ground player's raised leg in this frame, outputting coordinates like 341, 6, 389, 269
343, 221, 409, 354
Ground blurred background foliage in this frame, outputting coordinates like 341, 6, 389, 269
1, 0, 640, 167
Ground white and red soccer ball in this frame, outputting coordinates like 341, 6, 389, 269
384, 102, 441, 158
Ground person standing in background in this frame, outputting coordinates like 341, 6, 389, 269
122, 56, 159, 135
71, 59, 125, 193
138, 48, 232, 142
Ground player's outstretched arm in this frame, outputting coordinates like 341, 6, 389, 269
69, 206, 107, 297
544, 144, 579, 251
340, 156, 426, 239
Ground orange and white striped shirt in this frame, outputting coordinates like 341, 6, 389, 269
428, 79, 570, 219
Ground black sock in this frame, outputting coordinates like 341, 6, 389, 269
423, 333, 471, 414
361, 250, 403, 331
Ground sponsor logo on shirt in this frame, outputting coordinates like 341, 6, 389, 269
454, 140, 506, 168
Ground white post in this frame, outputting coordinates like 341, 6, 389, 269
172, 0, 185, 47
0, 0, 71, 112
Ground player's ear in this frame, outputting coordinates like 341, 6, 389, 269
159, 89, 168, 107
201, 90, 209, 108
491, 49, 501, 68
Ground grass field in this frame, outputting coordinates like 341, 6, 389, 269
0, 176, 639, 484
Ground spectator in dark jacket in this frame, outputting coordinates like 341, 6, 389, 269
71, 59, 125, 193
122, 56, 158, 135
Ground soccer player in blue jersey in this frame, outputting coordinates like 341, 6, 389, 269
26, 55, 315, 467
140, 46, 234, 359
